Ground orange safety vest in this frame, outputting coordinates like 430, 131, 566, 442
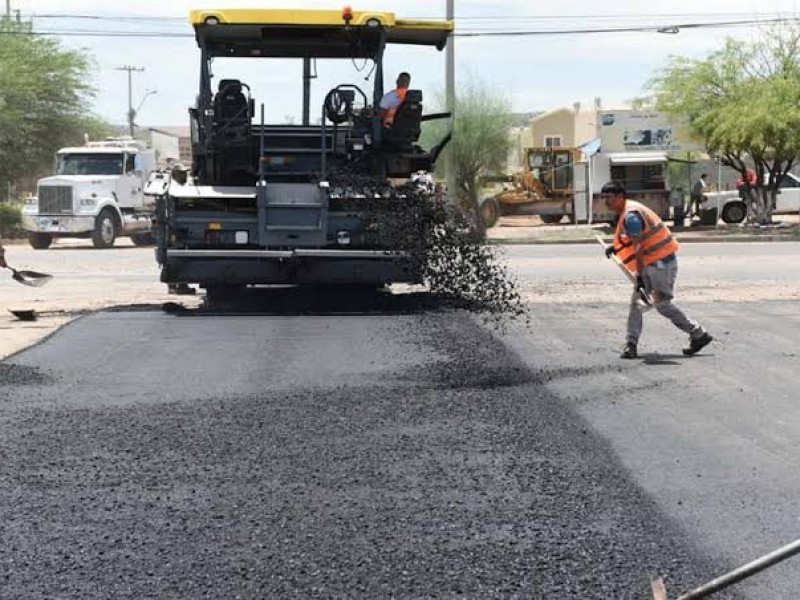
613, 200, 679, 274
383, 87, 408, 127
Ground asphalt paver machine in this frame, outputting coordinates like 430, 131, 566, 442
145, 7, 453, 300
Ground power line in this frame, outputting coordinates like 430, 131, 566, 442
22, 11, 800, 22
456, 17, 798, 37
454, 12, 798, 21
0, 16, 795, 39
0, 29, 194, 37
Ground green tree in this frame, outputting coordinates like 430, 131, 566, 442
648, 25, 800, 224
0, 201, 22, 237
0, 18, 108, 199
422, 77, 514, 226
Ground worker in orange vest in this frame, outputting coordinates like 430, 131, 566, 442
602, 180, 713, 359
380, 71, 411, 128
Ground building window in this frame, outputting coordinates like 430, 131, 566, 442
610, 164, 666, 192
543, 135, 562, 148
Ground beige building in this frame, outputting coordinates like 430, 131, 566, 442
147, 126, 192, 167
507, 126, 534, 173
529, 102, 597, 149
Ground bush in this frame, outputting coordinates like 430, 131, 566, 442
0, 202, 22, 237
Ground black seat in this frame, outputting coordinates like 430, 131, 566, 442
215, 79, 250, 125
384, 89, 423, 147
211, 79, 254, 184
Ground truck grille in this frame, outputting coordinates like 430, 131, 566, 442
38, 185, 73, 214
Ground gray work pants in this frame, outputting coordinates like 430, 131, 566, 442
626, 261, 705, 345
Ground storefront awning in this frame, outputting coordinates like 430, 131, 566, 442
580, 137, 602, 157
607, 151, 668, 165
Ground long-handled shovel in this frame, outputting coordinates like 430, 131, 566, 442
3, 264, 53, 287
652, 537, 800, 599
596, 235, 652, 312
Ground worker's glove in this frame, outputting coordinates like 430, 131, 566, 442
635, 275, 644, 290
604, 245, 616, 259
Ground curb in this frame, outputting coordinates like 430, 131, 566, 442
488, 234, 800, 246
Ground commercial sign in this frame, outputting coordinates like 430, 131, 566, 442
598, 110, 703, 153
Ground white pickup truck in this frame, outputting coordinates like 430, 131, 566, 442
703, 172, 800, 223
22, 138, 157, 249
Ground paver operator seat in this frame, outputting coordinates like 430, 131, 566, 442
211, 79, 253, 184
214, 79, 253, 144
383, 89, 423, 149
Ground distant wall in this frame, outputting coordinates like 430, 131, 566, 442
531, 108, 575, 147
149, 130, 180, 165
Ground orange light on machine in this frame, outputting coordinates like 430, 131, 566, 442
342, 5, 354, 25
208, 222, 222, 230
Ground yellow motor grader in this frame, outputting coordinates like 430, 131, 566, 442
479, 146, 582, 227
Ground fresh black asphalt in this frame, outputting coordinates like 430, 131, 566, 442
0, 307, 737, 598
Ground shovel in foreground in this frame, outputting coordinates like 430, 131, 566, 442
3, 264, 53, 287
652, 536, 800, 599
596, 235, 652, 312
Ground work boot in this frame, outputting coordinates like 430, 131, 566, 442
620, 342, 638, 359
683, 332, 713, 356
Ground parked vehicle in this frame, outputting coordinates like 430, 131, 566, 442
22, 138, 157, 249
479, 147, 582, 227
479, 146, 670, 227
703, 172, 800, 224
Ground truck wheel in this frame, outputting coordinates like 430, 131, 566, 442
130, 232, 155, 246
721, 201, 747, 224
92, 209, 118, 249
28, 232, 53, 250
479, 198, 500, 228
540, 215, 563, 224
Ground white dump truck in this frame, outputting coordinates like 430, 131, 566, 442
22, 138, 157, 249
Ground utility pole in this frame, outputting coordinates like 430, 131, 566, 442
445, 0, 456, 206
5, 0, 11, 19
116, 65, 145, 137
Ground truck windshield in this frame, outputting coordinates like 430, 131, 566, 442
57, 153, 124, 176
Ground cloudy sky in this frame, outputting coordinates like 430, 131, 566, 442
11, 0, 800, 126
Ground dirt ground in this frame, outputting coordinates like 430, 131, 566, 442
3, 236, 799, 360
0, 239, 200, 359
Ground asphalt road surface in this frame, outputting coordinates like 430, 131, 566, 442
503, 242, 800, 599
3, 241, 799, 598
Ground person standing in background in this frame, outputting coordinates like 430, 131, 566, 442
689, 172, 708, 220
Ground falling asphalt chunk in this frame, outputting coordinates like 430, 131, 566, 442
327, 167, 528, 329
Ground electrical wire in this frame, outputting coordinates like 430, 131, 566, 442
0, 16, 795, 38
0, 29, 194, 37
456, 17, 798, 37
23, 11, 800, 22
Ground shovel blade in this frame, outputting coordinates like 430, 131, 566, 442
9, 309, 37, 321
651, 576, 668, 600
12, 270, 53, 287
